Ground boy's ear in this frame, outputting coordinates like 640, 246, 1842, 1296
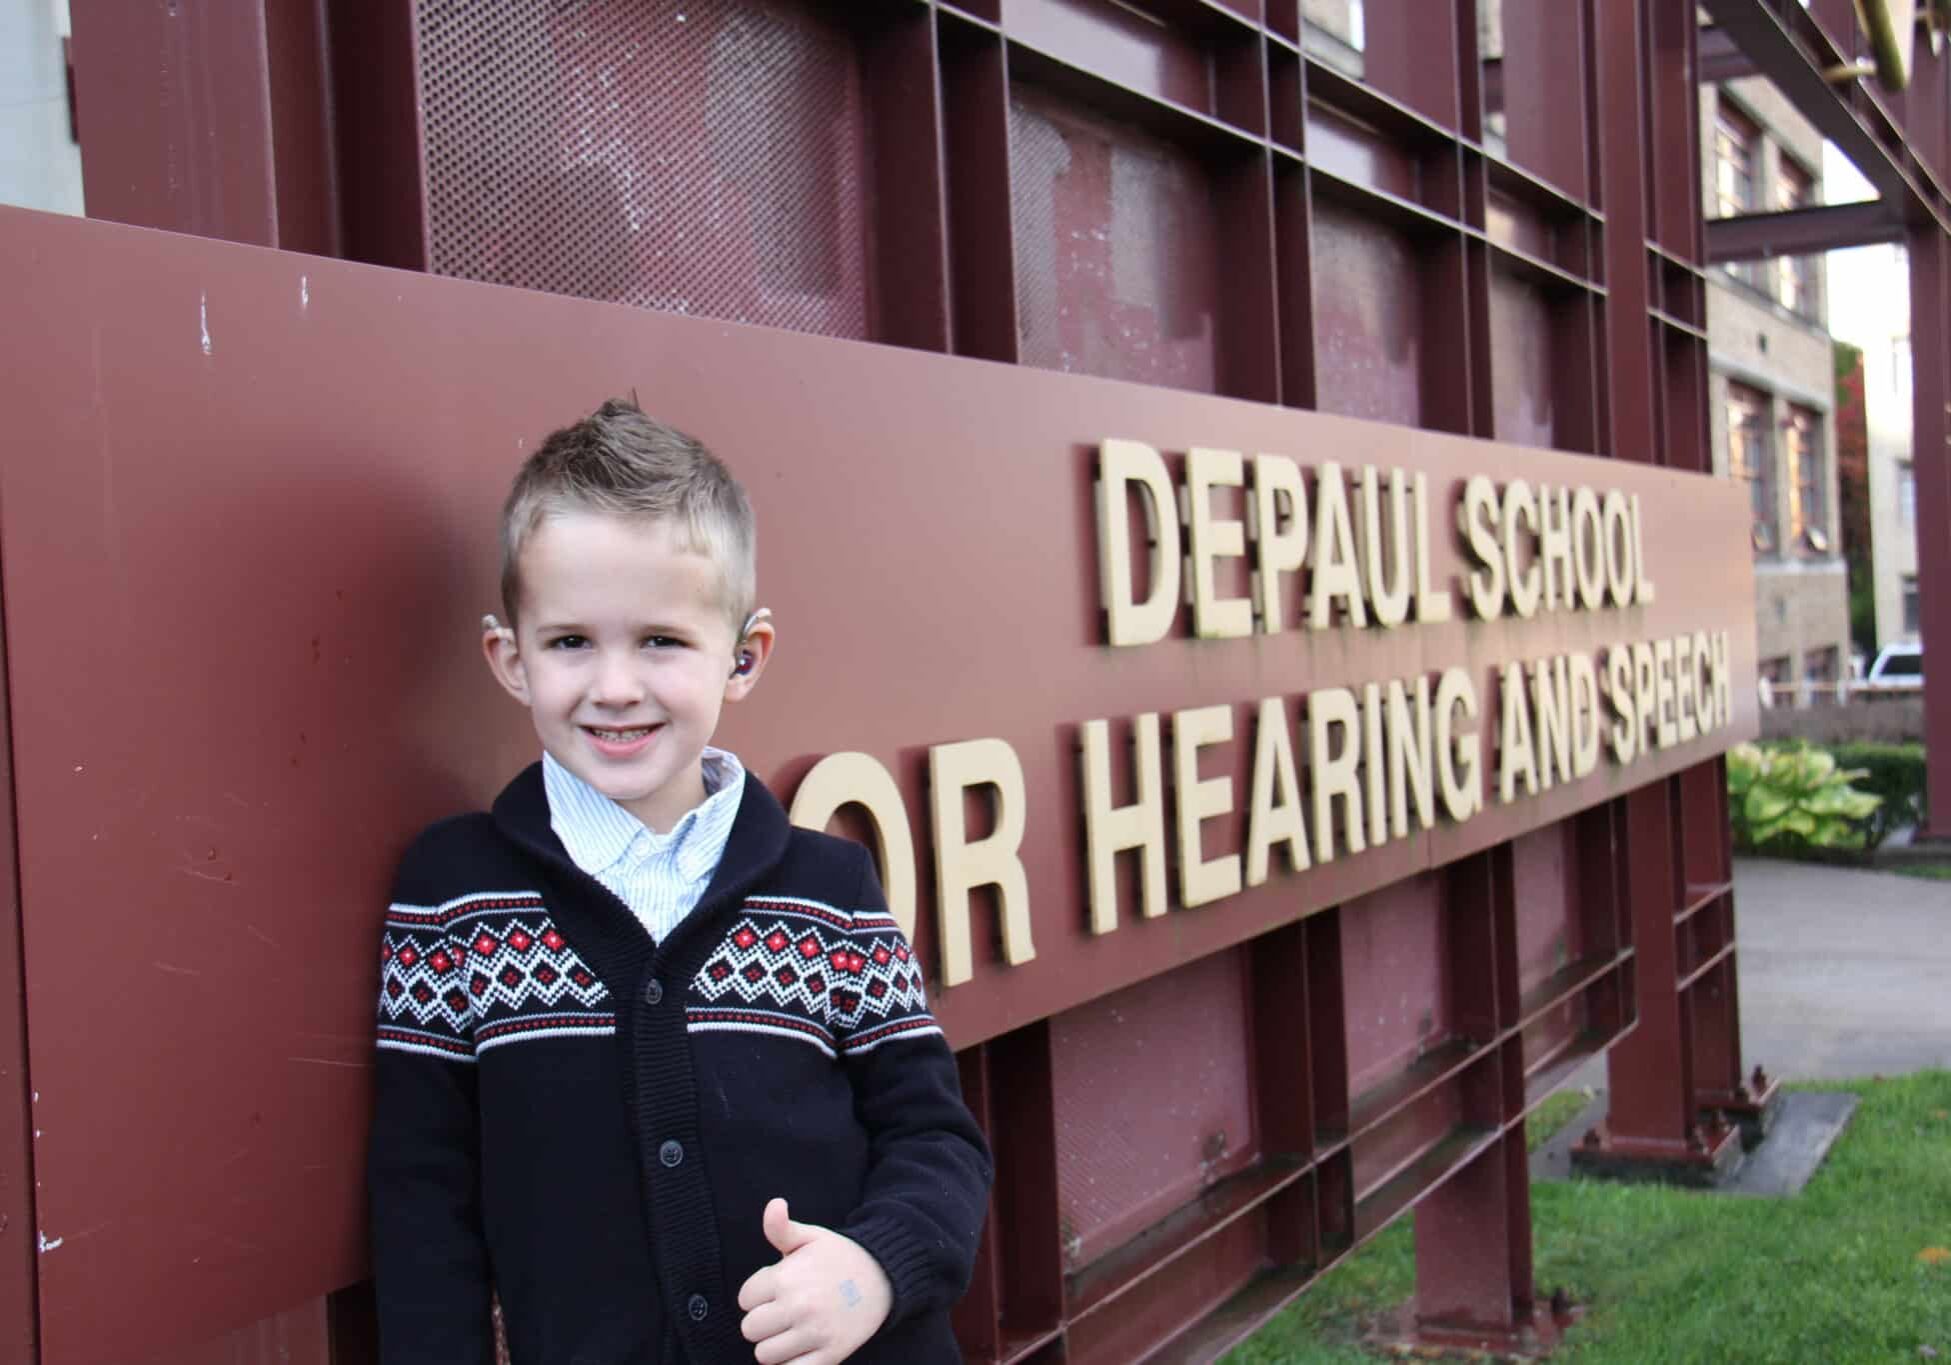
482, 620, 530, 705
724, 613, 776, 703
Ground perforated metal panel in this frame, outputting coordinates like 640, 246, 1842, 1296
1009, 83, 1220, 394
1050, 949, 1256, 1270
415, 0, 873, 338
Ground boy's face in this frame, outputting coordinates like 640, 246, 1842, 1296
484, 510, 771, 833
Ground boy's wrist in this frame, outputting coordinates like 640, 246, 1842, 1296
838, 1212, 937, 1328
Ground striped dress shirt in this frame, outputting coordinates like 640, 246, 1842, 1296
541, 746, 746, 945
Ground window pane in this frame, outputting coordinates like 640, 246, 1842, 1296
1776, 158, 1814, 314
1785, 406, 1821, 544
1715, 107, 1762, 290
1727, 383, 1774, 547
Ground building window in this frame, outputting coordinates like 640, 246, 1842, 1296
1904, 575, 1921, 636
1714, 105, 1763, 290
1727, 382, 1775, 549
1893, 334, 1911, 392
1783, 405, 1824, 548
1776, 156, 1816, 316
1899, 460, 1915, 528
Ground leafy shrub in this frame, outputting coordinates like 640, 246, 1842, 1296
1825, 742, 1927, 848
1727, 742, 1882, 853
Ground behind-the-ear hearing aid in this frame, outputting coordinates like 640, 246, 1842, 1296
730, 607, 771, 679
482, 613, 513, 641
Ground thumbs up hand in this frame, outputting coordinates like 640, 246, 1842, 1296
736, 1198, 892, 1365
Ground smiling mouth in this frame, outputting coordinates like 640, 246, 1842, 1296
586, 725, 657, 742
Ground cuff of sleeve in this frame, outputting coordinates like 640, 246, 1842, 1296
844, 1213, 943, 1329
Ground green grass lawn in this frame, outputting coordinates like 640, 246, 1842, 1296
1225, 1071, 1951, 1364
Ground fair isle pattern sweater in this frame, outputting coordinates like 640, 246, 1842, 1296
368, 763, 992, 1365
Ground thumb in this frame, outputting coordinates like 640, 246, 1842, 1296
762, 1197, 821, 1256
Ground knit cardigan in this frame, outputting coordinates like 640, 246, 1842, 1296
368, 763, 992, 1364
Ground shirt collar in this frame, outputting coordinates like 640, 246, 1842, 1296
542, 747, 747, 884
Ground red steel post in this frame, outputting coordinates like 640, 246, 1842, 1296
1911, 223, 1951, 838
0, 596, 36, 1365
69, 0, 336, 253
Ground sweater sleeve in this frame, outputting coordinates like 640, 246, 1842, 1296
832, 845, 994, 1332
367, 849, 497, 1365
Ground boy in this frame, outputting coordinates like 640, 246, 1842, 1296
369, 400, 992, 1364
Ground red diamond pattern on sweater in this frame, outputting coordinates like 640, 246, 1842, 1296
691, 911, 929, 1036
379, 914, 608, 1037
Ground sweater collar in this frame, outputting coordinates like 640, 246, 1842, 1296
491, 760, 794, 982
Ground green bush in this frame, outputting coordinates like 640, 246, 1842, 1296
1727, 742, 1882, 854
1825, 741, 1928, 847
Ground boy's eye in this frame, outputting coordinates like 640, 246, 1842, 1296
642, 634, 683, 650
545, 634, 589, 650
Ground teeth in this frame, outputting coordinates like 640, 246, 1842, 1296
590, 727, 652, 741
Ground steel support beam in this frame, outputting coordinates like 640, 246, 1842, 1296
1706, 200, 1906, 262
1700, 0, 1951, 234
1698, 26, 1756, 83
0, 596, 36, 1365
1909, 225, 1951, 838
70, 0, 338, 253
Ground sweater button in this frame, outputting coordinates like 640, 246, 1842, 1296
686, 1293, 708, 1322
643, 978, 663, 1006
659, 1139, 684, 1168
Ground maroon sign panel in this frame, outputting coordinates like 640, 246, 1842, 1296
0, 207, 1754, 1359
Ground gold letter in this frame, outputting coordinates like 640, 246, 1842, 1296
790, 752, 919, 939
1654, 638, 1677, 749
1413, 473, 1454, 622
1606, 644, 1637, 764
1079, 715, 1168, 934
1692, 630, 1714, 734
1603, 491, 1633, 608
1571, 487, 1605, 610
1538, 485, 1574, 612
1462, 475, 1505, 619
1675, 635, 1697, 743
1186, 447, 1254, 639
1633, 642, 1658, 757
1631, 494, 1656, 604
1309, 687, 1365, 862
1172, 706, 1243, 909
1386, 676, 1436, 839
1309, 463, 1368, 629
1504, 481, 1542, 619
1435, 668, 1482, 822
1252, 454, 1308, 634
1498, 661, 1539, 804
1246, 697, 1310, 885
929, 738, 1035, 987
1097, 439, 1181, 646
1359, 466, 1412, 629
1531, 654, 1572, 789
1569, 651, 1602, 778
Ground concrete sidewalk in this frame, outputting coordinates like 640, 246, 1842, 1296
1729, 857, 1951, 1080
1565, 857, 1951, 1092
1537, 858, 1946, 1189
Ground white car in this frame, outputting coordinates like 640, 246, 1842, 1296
1864, 641, 1924, 691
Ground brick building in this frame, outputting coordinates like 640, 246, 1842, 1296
1703, 76, 1852, 693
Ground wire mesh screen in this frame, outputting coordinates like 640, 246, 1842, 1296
1008, 83, 1220, 394
415, 0, 873, 338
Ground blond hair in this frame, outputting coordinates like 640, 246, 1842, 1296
499, 399, 755, 630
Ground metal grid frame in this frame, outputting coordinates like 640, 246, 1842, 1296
30, 0, 1819, 1360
